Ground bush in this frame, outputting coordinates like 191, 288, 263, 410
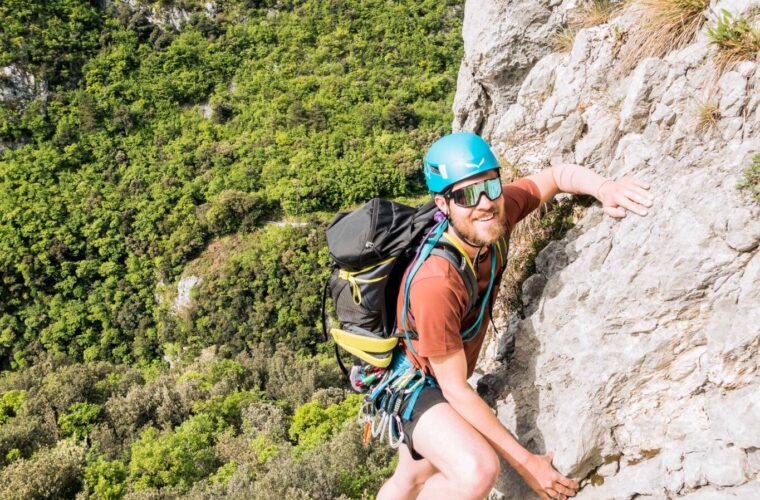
241, 402, 289, 443
192, 389, 262, 431
0, 440, 87, 500
128, 414, 219, 492
0, 389, 26, 423
0, 415, 57, 467
84, 456, 128, 500
214, 422, 396, 499
289, 393, 362, 453
202, 190, 269, 236
58, 402, 102, 440
103, 375, 194, 447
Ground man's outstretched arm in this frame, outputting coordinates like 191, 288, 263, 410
430, 350, 578, 500
525, 164, 654, 218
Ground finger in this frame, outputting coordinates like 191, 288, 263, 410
546, 487, 565, 500
553, 482, 576, 496
623, 189, 653, 207
604, 206, 626, 218
557, 475, 580, 490
621, 176, 650, 190
629, 185, 655, 202
616, 197, 648, 216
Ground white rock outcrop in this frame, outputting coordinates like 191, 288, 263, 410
458, 1, 760, 498
175, 275, 201, 311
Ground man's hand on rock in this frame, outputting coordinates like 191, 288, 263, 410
597, 176, 654, 218
519, 451, 579, 500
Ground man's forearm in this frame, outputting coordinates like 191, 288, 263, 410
551, 163, 610, 199
524, 163, 611, 206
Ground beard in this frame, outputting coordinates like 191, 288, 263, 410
448, 207, 508, 247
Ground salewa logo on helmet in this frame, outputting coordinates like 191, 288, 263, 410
464, 158, 486, 169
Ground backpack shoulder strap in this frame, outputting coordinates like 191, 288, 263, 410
495, 235, 509, 269
430, 240, 478, 317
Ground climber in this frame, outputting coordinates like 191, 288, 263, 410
376, 132, 654, 500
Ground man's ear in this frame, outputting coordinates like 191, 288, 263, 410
433, 194, 448, 214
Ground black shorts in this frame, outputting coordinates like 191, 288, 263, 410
400, 386, 448, 460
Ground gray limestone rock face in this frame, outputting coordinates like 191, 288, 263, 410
1, 66, 40, 103
462, 0, 760, 498
452, 0, 572, 138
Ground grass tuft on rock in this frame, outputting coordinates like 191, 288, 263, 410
553, 26, 580, 53
707, 9, 760, 74
738, 154, 760, 202
581, 0, 620, 28
695, 99, 721, 131
553, 0, 621, 53
619, 0, 709, 73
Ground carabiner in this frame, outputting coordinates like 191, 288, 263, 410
388, 414, 405, 449
372, 411, 387, 438
403, 373, 426, 394
391, 368, 415, 390
357, 400, 374, 422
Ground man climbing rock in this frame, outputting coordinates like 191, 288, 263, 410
377, 132, 654, 500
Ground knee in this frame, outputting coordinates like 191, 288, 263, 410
456, 450, 500, 498
378, 468, 428, 500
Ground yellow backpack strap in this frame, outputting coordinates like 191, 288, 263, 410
440, 233, 476, 276
330, 328, 397, 368
337, 256, 396, 305
495, 236, 508, 268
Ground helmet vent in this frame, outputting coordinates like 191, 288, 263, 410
428, 164, 440, 175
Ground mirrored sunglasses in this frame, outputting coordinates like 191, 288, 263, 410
445, 177, 503, 208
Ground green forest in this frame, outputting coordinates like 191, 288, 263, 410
0, 0, 463, 497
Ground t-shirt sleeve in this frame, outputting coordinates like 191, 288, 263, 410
405, 264, 469, 358
502, 178, 541, 231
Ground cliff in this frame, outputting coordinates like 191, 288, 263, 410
456, 1, 760, 498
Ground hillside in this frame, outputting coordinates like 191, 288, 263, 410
0, 1, 461, 497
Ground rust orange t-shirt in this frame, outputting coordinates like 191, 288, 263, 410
396, 178, 541, 379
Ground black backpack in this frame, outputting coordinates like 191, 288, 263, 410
322, 198, 491, 388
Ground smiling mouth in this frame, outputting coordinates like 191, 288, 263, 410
474, 213, 496, 222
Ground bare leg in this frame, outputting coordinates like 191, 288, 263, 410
377, 444, 437, 500
413, 403, 500, 500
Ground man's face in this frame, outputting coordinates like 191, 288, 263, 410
436, 170, 507, 247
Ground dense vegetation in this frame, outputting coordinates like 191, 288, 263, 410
0, 0, 462, 497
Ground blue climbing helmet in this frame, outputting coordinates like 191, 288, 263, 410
423, 132, 500, 193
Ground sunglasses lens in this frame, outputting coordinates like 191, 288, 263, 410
485, 177, 502, 200
457, 185, 480, 207
451, 177, 502, 207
